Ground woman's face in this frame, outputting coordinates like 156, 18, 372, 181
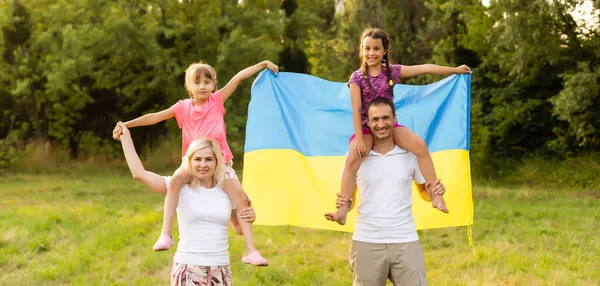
190, 148, 217, 180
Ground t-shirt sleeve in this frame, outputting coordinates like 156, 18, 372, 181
170, 100, 184, 129
211, 90, 226, 115
392, 64, 402, 84
348, 70, 363, 89
412, 154, 426, 184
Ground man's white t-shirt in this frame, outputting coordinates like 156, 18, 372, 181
352, 146, 426, 244
165, 177, 234, 266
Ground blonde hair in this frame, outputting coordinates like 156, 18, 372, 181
184, 62, 218, 97
183, 137, 225, 188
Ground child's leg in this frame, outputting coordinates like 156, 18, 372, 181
153, 166, 192, 251
222, 176, 268, 266
393, 127, 449, 213
325, 135, 372, 225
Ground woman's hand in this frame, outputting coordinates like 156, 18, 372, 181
238, 206, 256, 223
112, 123, 122, 140
113, 122, 130, 141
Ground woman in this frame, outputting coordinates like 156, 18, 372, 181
115, 122, 254, 286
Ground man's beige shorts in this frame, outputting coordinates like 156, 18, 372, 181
349, 240, 428, 286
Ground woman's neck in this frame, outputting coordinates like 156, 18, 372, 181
197, 178, 216, 189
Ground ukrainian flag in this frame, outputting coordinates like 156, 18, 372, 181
242, 71, 473, 232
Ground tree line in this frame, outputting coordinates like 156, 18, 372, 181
1, 0, 599, 172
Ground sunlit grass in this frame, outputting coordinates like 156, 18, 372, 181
1, 173, 598, 285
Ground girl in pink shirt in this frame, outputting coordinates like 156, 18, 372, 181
325, 28, 471, 225
114, 60, 278, 266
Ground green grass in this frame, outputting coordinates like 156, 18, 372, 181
1, 172, 599, 285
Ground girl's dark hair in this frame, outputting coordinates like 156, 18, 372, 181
358, 28, 394, 95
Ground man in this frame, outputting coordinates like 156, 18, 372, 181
325, 97, 445, 285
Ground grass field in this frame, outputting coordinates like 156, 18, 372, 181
1, 171, 599, 285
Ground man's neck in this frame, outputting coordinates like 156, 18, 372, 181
372, 137, 395, 154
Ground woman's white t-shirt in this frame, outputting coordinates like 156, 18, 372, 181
165, 177, 234, 266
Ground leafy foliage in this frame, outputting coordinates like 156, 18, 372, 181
0, 0, 599, 171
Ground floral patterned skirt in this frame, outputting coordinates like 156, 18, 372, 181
171, 262, 232, 286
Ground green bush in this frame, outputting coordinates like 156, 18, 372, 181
472, 152, 600, 190
0, 138, 18, 169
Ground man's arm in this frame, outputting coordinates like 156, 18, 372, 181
415, 182, 431, 202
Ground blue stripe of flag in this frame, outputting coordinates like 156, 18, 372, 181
245, 71, 470, 156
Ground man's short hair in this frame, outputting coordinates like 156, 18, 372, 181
365, 97, 396, 118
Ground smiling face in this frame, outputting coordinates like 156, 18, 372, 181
367, 103, 396, 140
362, 36, 386, 68
190, 147, 217, 181
188, 74, 215, 103
185, 63, 218, 104
184, 138, 225, 188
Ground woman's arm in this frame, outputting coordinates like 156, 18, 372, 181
230, 210, 242, 235
123, 108, 175, 128
400, 64, 471, 78
220, 60, 279, 102
115, 122, 167, 195
229, 206, 256, 235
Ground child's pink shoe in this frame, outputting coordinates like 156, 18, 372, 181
242, 250, 269, 266
152, 234, 174, 251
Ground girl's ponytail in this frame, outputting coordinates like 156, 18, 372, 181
384, 53, 394, 96
362, 61, 374, 91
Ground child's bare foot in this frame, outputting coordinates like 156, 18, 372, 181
432, 196, 449, 213
324, 210, 347, 225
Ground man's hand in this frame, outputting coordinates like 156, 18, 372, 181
426, 178, 445, 195
335, 193, 353, 209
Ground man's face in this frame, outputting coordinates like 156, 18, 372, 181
367, 103, 396, 140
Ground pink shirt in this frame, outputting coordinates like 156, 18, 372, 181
171, 91, 233, 162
